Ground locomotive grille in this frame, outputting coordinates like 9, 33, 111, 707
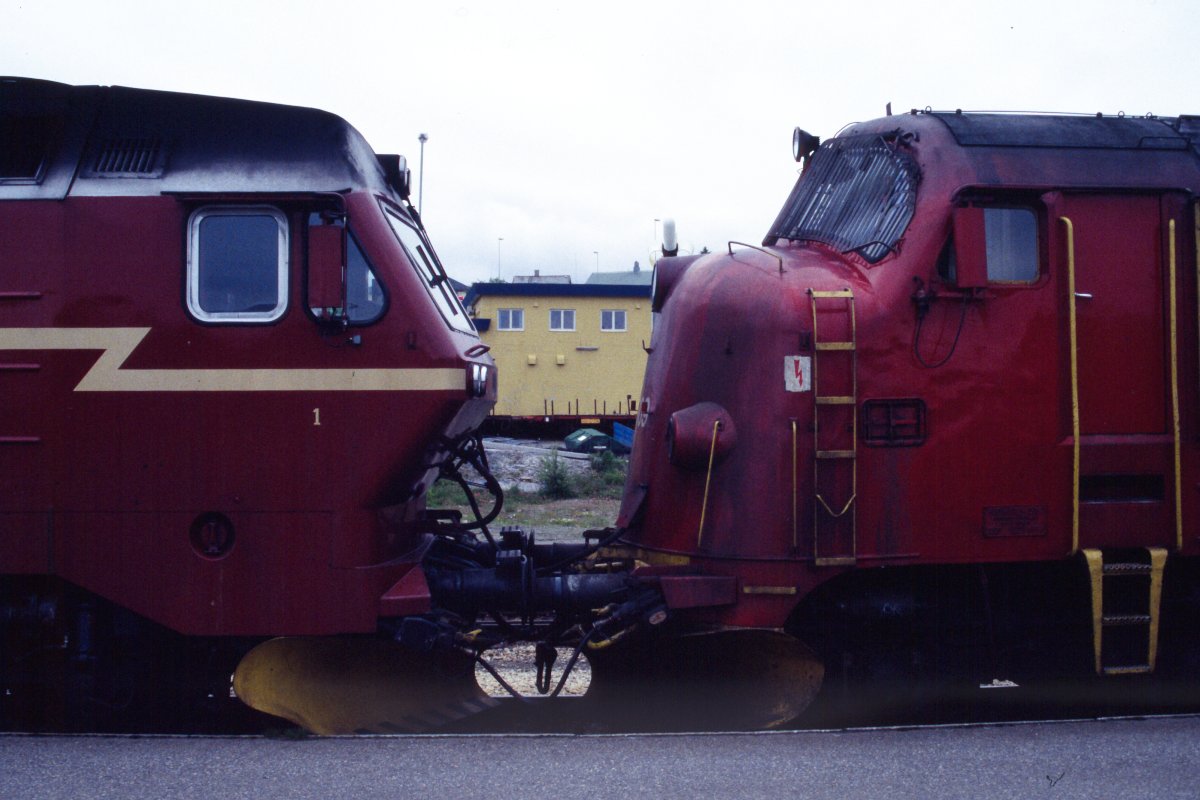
85, 137, 165, 177
767, 134, 919, 263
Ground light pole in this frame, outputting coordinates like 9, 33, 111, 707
654, 218, 661, 250
417, 133, 428, 215
497, 237, 504, 280
593, 250, 599, 272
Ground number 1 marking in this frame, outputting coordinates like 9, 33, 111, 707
313, 408, 322, 426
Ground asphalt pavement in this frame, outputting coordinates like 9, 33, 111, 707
3, 714, 1197, 800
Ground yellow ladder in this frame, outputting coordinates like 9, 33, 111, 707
808, 288, 857, 566
1082, 548, 1167, 675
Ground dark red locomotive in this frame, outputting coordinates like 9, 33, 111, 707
617, 109, 1200, 712
0, 78, 498, 728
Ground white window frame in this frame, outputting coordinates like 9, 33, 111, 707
601, 309, 627, 332
187, 205, 289, 323
497, 308, 525, 331
549, 308, 575, 331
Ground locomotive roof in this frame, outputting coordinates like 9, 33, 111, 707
927, 110, 1199, 153
0, 77, 399, 201
833, 109, 1200, 194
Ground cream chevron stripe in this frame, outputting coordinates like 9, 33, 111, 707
0, 328, 465, 392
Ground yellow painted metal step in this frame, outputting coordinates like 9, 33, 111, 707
1103, 665, 1153, 676
1083, 547, 1166, 676
808, 285, 857, 566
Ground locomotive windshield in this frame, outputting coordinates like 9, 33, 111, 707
766, 133, 920, 263
382, 202, 477, 335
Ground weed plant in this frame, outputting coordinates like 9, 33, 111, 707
424, 449, 629, 516
538, 450, 576, 499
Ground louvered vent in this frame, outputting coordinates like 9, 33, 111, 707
85, 137, 164, 177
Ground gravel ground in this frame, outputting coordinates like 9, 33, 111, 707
468, 438, 622, 542
474, 643, 591, 699
482, 438, 594, 493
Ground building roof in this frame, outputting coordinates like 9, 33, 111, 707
585, 269, 652, 286
512, 270, 572, 284
463, 281, 650, 307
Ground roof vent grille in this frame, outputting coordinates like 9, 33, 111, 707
85, 137, 165, 177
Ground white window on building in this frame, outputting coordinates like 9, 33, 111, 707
498, 308, 524, 330
549, 308, 575, 331
601, 309, 627, 331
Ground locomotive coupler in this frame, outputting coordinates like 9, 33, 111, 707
427, 567, 636, 619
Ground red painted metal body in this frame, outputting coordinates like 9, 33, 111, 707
621, 111, 1200, 631
1, 79, 493, 638
7, 81, 1200, 728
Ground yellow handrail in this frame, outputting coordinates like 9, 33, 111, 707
1061, 216, 1081, 554
1168, 219, 1182, 551
791, 419, 798, 550
696, 419, 722, 548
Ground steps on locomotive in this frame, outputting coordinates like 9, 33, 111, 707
808, 288, 858, 566
1083, 547, 1167, 676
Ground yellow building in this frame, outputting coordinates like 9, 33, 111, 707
463, 282, 651, 421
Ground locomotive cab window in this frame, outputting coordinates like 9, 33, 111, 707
949, 204, 1041, 286
983, 208, 1038, 282
345, 234, 386, 324
187, 206, 288, 323
306, 213, 386, 325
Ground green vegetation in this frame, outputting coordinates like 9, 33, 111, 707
424, 478, 470, 509
424, 449, 628, 521
578, 449, 627, 498
536, 448, 628, 500
538, 450, 576, 499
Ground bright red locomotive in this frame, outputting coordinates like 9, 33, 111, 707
617, 109, 1200, 716
5, 76, 1200, 733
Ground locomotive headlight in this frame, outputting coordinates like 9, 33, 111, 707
792, 127, 820, 162
469, 364, 489, 397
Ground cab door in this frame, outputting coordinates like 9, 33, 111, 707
1054, 192, 1180, 549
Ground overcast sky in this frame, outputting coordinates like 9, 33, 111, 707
4, 0, 1198, 284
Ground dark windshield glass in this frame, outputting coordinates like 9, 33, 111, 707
381, 202, 476, 335
766, 134, 919, 263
